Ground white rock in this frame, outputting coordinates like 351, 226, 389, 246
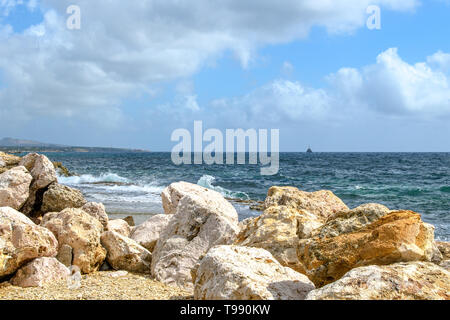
152, 182, 239, 290
0, 207, 58, 277
19, 153, 57, 215
107, 219, 131, 237
161, 181, 213, 214
10, 257, 70, 288
193, 245, 315, 300
306, 262, 450, 300
82, 202, 108, 230
130, 214, 172, 252
101, 231, 152, 273
41, 208, 106, 274
0, 166, 32, 210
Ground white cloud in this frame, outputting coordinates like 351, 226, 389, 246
202, 48, 450, 127
0, 0, 420, 126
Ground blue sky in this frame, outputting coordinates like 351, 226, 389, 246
0, 0, 449, 151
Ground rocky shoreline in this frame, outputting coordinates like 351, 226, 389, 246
0, 151, 449, 300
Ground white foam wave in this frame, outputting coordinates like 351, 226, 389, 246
58, 173, 130, 185
197, 175, 249, 200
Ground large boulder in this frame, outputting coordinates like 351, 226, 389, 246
152, 182, 239, 290
130, 214, 172, 252
0, 207, 58, 278
263, 186, 349, 219
0, 166, 32, 210
193, 246, 315, 300
81, 202, 108, 230
41, 208, 106, 274
306, 262, 450, 300
234, 187, 349, 272
19, 153, 57, 216
297, 210, 436, 287
161, 181, 214, 214
101, 231, 152, 273
41, 183, 86, 213
10, 257, 70, 288
235, 206, 322, 273
315, 203, 391, 238
107, 219, 131, 237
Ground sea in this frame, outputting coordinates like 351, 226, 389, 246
39, 152, 449, 241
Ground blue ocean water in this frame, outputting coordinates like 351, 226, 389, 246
43, 152, 449, 241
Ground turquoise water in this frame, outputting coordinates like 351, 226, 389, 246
43, 152, 449, 241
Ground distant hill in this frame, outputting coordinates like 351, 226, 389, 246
0, 137, 66, 147
0, 137, 150, 153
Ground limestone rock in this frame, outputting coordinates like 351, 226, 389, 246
0, 207, 58, 277
81, 202, 108, 230
193, 245, 315, 300
297, 210, 436, 287
306, 262, 450, 300
107, 219, 131, 237
0, 152, 21, 174
436, 241, 450, 270
19, 153, 57, 216
152, 182, 239, 290
315, 203, 391, 238
10, 257, 70, 288
0, 166, 32, 210
101, 231, 152, 273
130, 214, 172, 252
235, 206, 322, 273
161, 181, 213, 214
263, 186, 349, 220
41, 183, 87, 213
41, 208, 106, 274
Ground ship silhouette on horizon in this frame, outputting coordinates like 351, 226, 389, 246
307, 146, 313, 153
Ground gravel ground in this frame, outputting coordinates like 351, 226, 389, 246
0, 271, 193, 300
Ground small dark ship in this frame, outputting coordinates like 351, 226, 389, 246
306, 146, 313, 153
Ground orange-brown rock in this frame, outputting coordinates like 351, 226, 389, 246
297, 210, 436, 287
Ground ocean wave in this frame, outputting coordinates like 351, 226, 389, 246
197, 175, 249, 200
58, 173, 130, 185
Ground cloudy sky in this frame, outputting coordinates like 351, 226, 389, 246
0, 0, 449, 151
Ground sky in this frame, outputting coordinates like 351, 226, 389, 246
0, 0, 449, 151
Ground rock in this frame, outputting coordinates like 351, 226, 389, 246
130, 214, 172, 252
19, 153, 57, 216
193, 246, 315, 300
81, 202, 108, 230
161, 181, 214, 214
10, 257, 70, 288
107, 219, 131, 237
0, 152, 21, 174
315, 203, 391, 238
41, 208, 106, 274
52, 162, 73, 177
436, 241, 450, 270
306, 262, 450, 300
297, 210, 436, 287
56, 244, 73, 267
0, 207, 58, 278
263, 186, 349, 220
234, 186, 350, 273
101, 231, 152, 273
235, 206, 322, 273
41, 183, 86, 214
0, 166, 32, 210
152, 182, 239, 290
123, 216, 135, 227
